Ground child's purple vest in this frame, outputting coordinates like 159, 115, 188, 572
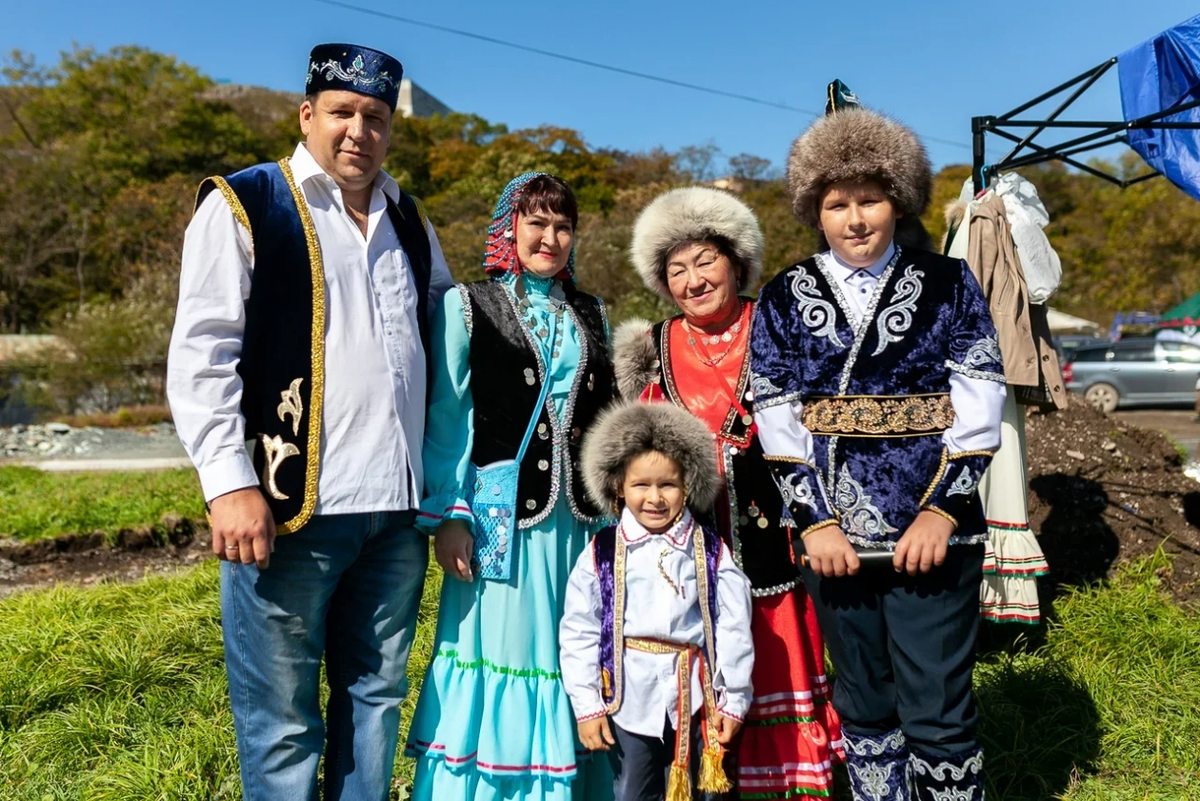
592, 520, 724, 711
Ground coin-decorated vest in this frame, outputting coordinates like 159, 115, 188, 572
461, 279, 613, 526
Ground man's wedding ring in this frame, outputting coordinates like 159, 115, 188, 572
224, 544, 239, 551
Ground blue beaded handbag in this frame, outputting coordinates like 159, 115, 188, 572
469, 313, 556, 581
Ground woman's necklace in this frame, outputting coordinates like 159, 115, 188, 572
683, 301, 745, 367
514, 276, 566, 360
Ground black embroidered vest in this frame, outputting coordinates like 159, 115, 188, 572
194, 159, 433, 533
462, 279, 613, 525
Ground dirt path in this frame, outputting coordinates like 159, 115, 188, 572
0, 524, 215, 598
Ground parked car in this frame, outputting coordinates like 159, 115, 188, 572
1063, 338, 1200, 412
1052, 335, 1111, 364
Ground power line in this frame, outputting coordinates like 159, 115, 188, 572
314, 0, 973, 151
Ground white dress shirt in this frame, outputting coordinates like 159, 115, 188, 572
167, 143, 454, 512
756, 244, 1006, 463
559, 508, 754, 738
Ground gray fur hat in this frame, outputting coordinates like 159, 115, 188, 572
630, 186, 764, 300
582, 401, 721, 513
785, 108, 933, 229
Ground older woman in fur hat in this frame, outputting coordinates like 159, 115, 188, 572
613, 187, 844, 800
749, 104, 1006, 801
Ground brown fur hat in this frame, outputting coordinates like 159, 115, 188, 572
785, 108, 933, 229
582, 401, 720, 514
630, 186, 764, 300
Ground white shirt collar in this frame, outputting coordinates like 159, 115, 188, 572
619, 506, 694, 549
823, 241, 896, 283
289, 142, 400, 205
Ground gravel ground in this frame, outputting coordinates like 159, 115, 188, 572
1, 422, 187, 462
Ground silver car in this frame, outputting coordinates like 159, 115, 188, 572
1064, 338, 1200, 412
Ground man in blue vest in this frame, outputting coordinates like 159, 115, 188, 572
167, 43, 454, 800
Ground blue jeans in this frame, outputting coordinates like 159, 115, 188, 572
220, 511, 428, 801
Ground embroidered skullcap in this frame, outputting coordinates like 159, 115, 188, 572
483, 172, 577, 280
306, 44, 403, 111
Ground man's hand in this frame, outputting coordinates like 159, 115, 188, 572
893, 510, 955, 575
434, 518, 474, 581
210, 487, 276, 569
578, 716, 616, 751
802, 524, 861, 577
714, 712, 742, 745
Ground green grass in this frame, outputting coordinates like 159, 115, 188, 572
0, 553, 1195, 800
0, 467, 206, 542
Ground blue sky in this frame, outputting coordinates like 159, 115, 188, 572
3, 0, 1197, 170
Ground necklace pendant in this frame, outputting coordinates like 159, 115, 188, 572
721, 331, 732, 343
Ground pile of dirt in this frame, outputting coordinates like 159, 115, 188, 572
1026, 397, 1200, 604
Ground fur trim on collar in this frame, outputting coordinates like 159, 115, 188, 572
786, 108, 932, 229
582, 401, 720, 514
630, 186, 764, 300
612, 318, 658, 401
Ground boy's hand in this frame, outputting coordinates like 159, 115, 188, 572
893, 511, 954, 575
802, 524, 861, 577
578, 716, 616, 751
715, 713, 742, 745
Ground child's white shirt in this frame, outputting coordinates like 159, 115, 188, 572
559, 508, 754, 738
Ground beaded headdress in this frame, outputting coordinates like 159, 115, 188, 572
483, 172, 576, 280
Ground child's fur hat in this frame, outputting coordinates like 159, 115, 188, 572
630, 186, 764, 300
785, 108, 933, 233
582, 401, 720, 513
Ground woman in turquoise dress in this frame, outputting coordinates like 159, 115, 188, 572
407, 172, 616, 800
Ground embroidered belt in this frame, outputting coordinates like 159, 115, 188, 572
803, 394, 954, 437
623, 637, 731, 796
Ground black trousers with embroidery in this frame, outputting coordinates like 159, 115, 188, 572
800, 543, 985, 758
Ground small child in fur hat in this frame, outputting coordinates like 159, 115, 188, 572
559, 401, 753, 801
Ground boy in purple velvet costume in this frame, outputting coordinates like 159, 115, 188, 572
560, 401, 754, 801
749, 99, 1006, 800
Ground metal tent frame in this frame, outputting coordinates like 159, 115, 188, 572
971, 57, 1200, 193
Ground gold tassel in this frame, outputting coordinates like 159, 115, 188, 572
666, 762, 692, 801
697, 745, 733, 793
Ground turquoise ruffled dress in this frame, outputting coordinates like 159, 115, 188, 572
407, 272, 612, 801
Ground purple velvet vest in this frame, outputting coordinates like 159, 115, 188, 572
592, 520, 723, 709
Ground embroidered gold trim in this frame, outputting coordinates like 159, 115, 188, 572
803, 394, 954, 437
277, 377, 304, 437
799, 519, 839, 540
763, 454, 817, 469
948, 450, 996, 460
919, 448, 950, 508
607, 533, 628, 715
259, 434, 300, 500
412, 195, 431, 233
921, 505, 959, 528
276, 157, 326, 535
202, 177, 255, 252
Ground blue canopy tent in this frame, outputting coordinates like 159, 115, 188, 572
1120, 15, 1200, 201
970, 13, 1200, 196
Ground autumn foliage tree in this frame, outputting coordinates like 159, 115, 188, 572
3, 44, 1200, 412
